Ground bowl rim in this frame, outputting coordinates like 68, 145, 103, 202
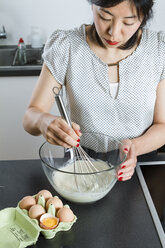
39, 132, 127, 175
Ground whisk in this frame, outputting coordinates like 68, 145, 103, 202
53, 87, 105, 192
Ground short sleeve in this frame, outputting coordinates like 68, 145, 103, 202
158, 31, 165, 81
42, 30, 70, 85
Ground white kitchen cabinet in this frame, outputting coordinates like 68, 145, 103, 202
0, 76, 58, 160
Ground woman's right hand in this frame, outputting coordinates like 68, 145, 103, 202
39, 113, 81, 148
23, 64, 81, 147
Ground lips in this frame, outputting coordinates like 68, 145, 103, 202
105, 39, 119, 46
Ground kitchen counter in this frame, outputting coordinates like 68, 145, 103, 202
0, 65, 42, 76
0, 158, 164, 248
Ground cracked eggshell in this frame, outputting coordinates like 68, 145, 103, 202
36, 189, 53, 202
29, 204, 46, 220
40, 213, 59, 230
19, 196, 36, 210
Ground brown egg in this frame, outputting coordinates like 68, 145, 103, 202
35, 189, 52, 202
46, 197, 63, 211
29, 204, 46, 220
19, 196, 36, 210
57, 207, 74, 222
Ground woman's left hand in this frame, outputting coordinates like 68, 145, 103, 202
117, 139, 137, 181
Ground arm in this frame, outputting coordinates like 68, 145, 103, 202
132, 78, 165, 156
23, 64, 81, 148
117, 78, 165, 181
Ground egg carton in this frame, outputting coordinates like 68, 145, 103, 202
0, 196, 77, 248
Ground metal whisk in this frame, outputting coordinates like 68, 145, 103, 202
53, 87, 102, 192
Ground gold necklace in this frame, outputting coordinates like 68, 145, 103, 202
108, 63, 119, 67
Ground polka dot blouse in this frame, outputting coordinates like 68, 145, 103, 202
42, 24, 165, 151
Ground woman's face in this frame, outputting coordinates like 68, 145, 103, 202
92, 1, 143, 48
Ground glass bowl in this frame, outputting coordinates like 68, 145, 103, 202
39, 132, 127, 204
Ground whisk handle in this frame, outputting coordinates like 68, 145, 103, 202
55, 94, 72, 128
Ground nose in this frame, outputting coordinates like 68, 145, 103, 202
108, 20, 120, 40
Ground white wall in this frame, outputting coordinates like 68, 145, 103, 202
0, 0, 92, 45
1, 0, 165, 46
149, 0, 165, 32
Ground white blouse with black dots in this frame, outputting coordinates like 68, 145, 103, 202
42, 24, 165, 151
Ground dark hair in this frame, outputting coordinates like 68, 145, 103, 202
87, 0, 154, 49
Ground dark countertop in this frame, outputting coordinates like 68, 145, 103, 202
0, 159, 163, 248
0, 65, 42, 76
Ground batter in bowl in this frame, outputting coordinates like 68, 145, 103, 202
52, 160, 117, 203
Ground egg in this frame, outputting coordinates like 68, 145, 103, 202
46, 197, 63, 211
35, 189, 52, 202
19, 196, 36, 210
57, 207, 74, 222
40, 213, 59, 230
28, 204, 46, 220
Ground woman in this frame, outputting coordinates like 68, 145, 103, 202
23, 0, 165, 182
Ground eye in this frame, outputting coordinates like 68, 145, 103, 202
124, 23, 134, 26
99, 14, 111, 22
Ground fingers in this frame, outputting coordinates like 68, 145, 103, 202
47, 128, 73, 148
47, 136, 72, 148
117, 159, 135, 181
117, 143, 137, 182
120, 139, 132, 152
46, 117, 81, 148
119, 139, 132, 161
72, 122, 82, 137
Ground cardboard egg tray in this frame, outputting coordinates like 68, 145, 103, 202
0, 195, 77, 248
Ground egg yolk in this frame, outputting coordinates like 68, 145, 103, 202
42, 218, 58, 228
